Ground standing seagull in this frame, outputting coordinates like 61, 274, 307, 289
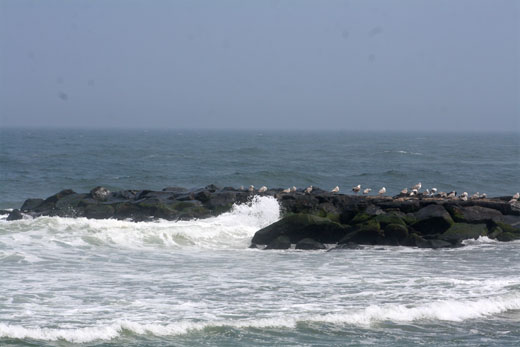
304, 186, 313, 194
331, 186, 340, 193
258, 186, 267, 193
248, 185, 255, 192
378, 187, 386, 196
363, 188, 372, 194
352, 185, 361, 194
513, 192, 520, 200
400, 188, 408, 195
290, 186, 297, 192
413, 182, 422, 191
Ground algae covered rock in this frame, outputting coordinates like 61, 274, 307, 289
440, 223, 488, 243
251, 213, 349, 245
383, 223, 409, 244
448, 205, 503, 223
339, 219, 383, 245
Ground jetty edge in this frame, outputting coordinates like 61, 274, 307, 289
6, 185, 520, 249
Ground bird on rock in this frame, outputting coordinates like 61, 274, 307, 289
331, 186, 340, 193
363, 188, 372, 194
413, 182, 422, 191
291, 186, 297, 192
378, 187, 386, 196
305, 186, 313, 194
282, 188, 291, 193
352, 185, 361, 194
401, 188, 408, 195
258, 186, 267, 193
248, 185, 254, 192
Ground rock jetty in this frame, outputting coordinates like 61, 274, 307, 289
6, 185, 520, 249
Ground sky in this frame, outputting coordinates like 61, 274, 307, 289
0, 0, 519, 131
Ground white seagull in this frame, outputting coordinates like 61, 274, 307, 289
378, 187, 386, 196
363, 188, 372, 194
291, 186, 297, 192
401, 188, 408, 195
331, 186, 340, 193
258, 186, 267, 193
282, 188, 291, 193
304, 186, 313, 194
413, 182, 422, 191
431, 188, 438, 194
248, 185, 255, 192
513, 192, 520, 200
448, 191, 457, 198
352, 185, 361, 194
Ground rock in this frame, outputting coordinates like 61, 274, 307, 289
90, 186, 111, 201
428, 239, 456, 249
383, 223, 409, 244
162, 186, 188, 193
488, 226, 503, 239
440, 223, 488, 244
339, 220, 383, 245
251, 214, 349, 245
34, 189, 76, 213
496, 232, 520, 242
448, 205, 503, 223
295, 238, 326, 250
401, 233, 430, 248
375, 213, 406, 227
194, 190, 212, 203
7, 209, 23, 221
412, 204, 454, 235
83, 204, 115, 219
20, 198, 44, 211
265, 235, 291, 250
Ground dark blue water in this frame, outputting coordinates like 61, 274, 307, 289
1, 128, 518, 208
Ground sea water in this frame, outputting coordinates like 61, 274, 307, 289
0, 129, 519, 346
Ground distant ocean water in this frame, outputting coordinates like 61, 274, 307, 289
0, 128, 519, 346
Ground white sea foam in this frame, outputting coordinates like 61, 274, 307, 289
462, 236, 498, 245
0, 195, 280, 250
2, 295, 519, 343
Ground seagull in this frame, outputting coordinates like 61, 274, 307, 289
439, 192, 447, 198
240, 185, 245, 191
413, 182, 422, 191
248, 185, 255, 192
509, 198, 517, 204
460, 192, 468, 199
363, 188, 372, 194
282, 188, 291, 193
411, 188, 418, 195
258, 186, 267, 193
461, 196, 468, 201
513, 192, 520, 200
471, 192, 480, 199
352, 185, 361, 194
304, 186, 313, 194
447, 191, 457, 198
331, 186, 340, 193
378, 187, 386, 196
431, 188, 438, 194
291, 186, 297, 192
425, 189, 430, 196
401, 188, 408, 195
481, 193, 487, 199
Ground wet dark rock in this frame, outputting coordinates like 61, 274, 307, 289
265, 235, 291, 250
21, 198, 44, 212
448, 205, 503, 224
7, 209, 23, 221
295, 238, 326, 250
440, 223, 488, 244
84, 204, 115, 219
339, 219, 383, 245
412, 204, 454, 235
252, 214, 349, 245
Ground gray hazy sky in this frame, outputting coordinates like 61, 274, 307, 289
1, 0, 519, 131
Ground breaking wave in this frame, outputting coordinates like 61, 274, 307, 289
1, 294, 519, 343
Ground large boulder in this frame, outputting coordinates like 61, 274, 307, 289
265, 235, 291, 250
383, 223, 409, 245
20, 198, 44, 212
448, 205, 503, 223
440, 223, 488, 244
339, 220, 383, 245
7, 209, 23, 221
251, 213, 349, 245
83, 204, 115, 219
295, 238, 326, 250
412, 204, 454, 235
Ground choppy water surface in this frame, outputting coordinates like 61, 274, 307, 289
0, 129, 519, 345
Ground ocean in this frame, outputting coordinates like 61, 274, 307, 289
0, 128, 519, 346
